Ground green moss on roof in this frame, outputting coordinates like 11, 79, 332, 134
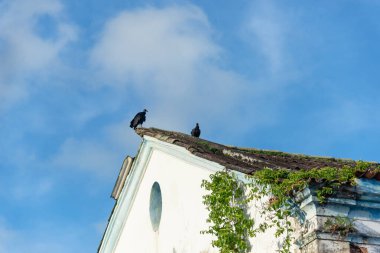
135, 127, 379, 175
235, 147, 355, 163
197, 141, 223, 155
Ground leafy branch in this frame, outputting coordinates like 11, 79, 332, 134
201, 161, 376, 252
201, 170, 255, 253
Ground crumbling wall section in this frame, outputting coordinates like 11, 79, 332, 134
294, 179, 380, 253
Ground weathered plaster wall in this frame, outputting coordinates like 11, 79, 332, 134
105, 138, 291, 253
295, 179, 380, 253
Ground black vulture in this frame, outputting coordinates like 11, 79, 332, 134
191, 123, 201, 137
130, 109, 147, 130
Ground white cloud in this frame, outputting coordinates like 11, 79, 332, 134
10, 179, 53, 200
0, 0, 77, 111
51, 137, 121, 177
243, 0, 295, 77
90, 5, 218, 88
89, 5, 265, 136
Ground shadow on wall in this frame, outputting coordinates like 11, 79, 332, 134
350, 243, 368, 253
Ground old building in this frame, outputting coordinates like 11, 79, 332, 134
98, 128, 380, 253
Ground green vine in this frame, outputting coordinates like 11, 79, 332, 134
201, 170, 255, 253
323, 216, 356, 237
201, 161, 377, 253
252, 162, 371, 204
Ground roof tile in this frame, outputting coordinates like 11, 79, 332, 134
135, 127, 380, 179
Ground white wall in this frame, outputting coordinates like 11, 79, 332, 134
114, 148, 217, 253
105, 138, 293, 253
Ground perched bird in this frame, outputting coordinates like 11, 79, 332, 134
130, 109, 148, 130
191, 123, 201, 137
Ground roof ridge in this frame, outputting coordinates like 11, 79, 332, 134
133, 127, 379, 176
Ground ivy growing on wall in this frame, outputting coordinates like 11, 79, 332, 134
201, 161, 377, 253
201, 171, 255, 253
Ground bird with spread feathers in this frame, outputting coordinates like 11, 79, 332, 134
191, 123, 201, 137
130, 109, 147, 130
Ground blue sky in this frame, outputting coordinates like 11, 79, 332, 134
1, 0, 380, 252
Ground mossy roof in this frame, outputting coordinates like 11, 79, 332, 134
135, 127, 379, 179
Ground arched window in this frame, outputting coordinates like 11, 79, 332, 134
149, 182, 162, 231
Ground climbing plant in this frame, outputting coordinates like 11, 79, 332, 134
201, 161, 376, 253
323, 216, 356, 237
201, 171, 255, 253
